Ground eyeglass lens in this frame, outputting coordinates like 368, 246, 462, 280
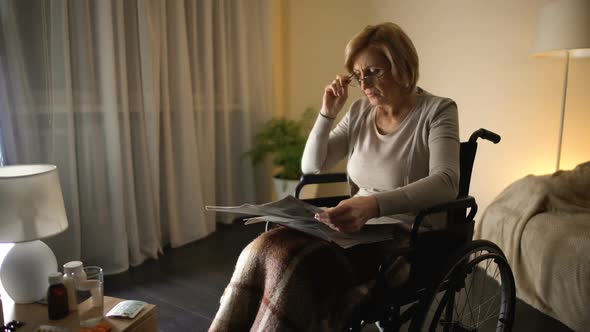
348, 69, 383, 87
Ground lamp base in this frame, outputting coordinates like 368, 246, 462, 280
0, 240, 57, 303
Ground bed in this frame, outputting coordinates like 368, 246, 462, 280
474, 161, 590, 332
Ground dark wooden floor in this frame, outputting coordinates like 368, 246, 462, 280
104, 223, 574, 332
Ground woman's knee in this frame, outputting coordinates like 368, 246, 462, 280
233, 228, 299, 273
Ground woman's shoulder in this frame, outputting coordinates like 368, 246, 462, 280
416, 88, 456, 109
347, 97, 373, 122
415, 88, 457, 119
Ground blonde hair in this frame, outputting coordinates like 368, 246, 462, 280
344, 22, 419, 94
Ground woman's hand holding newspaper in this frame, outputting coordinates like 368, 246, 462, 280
314, 196, 379, 233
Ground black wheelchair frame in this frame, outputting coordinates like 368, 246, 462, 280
292, 128, 516, 332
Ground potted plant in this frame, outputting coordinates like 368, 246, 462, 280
245, 107, 315, 198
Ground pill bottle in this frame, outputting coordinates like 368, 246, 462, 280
47, 272, 69, 320
63, 261, 87, 311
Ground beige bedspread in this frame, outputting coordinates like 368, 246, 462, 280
474, 162, 590, 332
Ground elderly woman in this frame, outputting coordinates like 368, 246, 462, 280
209, 22, 459, 331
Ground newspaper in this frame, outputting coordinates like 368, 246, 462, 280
205, 195, 410, 248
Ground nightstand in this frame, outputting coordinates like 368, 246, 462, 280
2, 296, 156, 332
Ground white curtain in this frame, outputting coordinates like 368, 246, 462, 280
0, 0, 272, 274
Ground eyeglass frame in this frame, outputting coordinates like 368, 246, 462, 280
347, 66, 390, 87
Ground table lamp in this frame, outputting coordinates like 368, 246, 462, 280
531, 0, 590, 171
0, 165, 69, 303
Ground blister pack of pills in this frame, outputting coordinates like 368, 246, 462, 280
105, 300, 146, 319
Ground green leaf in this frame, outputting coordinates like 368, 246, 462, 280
244, 107, 317, 180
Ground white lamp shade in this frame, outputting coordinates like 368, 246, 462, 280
531, 0, 590, 57
0, 164, 68, 242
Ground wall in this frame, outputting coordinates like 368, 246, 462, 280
282, 0, 590, 213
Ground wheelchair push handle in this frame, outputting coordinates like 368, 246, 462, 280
469, 128, 501, 144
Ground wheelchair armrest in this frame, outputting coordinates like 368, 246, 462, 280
295, 173, 348, 198
298, 173, 348, 185
410, 196, 478, 246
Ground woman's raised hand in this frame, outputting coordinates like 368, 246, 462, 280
321, 74, 351, 118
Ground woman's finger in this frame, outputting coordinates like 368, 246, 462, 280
315, 210, 362, 233
314, 210, 330, 223
336, 75, 349, 94
324, 82, 337, 97
327, 204, 351, 218
314, 214, 341, 232
336, 74, 349, 84
332, 81, 343, 97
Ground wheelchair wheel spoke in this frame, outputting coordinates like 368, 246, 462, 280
467, 267, 498, 330
484, 265, 500, 317
477, 260, 499, 328
461, 269, 479, 323
456, 267, 476, 326
476, 304, 502, 329
465, 288, 478, 328
415, 243, 515, 332
456, 291, 500, 325
477, 263, 490, 326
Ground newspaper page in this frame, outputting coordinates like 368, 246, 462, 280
205, 195, 409, 248
205, 195, 321, 221
244, 216, 398, 248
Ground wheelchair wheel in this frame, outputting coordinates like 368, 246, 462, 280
410, 240, 515, 332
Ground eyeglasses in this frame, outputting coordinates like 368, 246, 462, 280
347, 67, 388, 87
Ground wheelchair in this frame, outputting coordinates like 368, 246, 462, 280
290, 128, 516, 332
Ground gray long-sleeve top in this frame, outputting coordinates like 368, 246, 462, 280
301, 88, 460, 228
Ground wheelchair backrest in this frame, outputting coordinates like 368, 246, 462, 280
458, 141, 477, 198
458, 128, 501, 198
440, 129, 500, 245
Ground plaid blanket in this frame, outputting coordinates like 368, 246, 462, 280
209, 226, 410, 331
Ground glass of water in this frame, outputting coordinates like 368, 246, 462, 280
77, 266, 104, 327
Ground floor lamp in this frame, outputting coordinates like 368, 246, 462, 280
531, 0, 590, 171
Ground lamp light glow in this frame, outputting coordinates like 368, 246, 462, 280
531, 0, 590, 171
